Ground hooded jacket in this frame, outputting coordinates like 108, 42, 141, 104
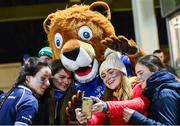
129, 70, 180, 125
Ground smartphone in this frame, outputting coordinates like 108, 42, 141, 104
82, 97, 93, 119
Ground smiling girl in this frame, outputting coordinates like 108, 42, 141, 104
75, 49, 149, 125
0, 57, 52, 125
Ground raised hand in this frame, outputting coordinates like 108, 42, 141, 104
65, 90, 85, 120
75, 108, 89, 124
90, 96, 108, 113
101, 35, 138, 55
123, 107, 135, 122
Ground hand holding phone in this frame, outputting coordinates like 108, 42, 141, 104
81, 97, 93, 119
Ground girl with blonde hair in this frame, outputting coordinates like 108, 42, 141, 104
75, 49, 149, 125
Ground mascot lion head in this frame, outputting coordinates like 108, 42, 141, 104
43, 1, 143, 83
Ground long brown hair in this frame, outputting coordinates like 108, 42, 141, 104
48, 84, 74, 124
48, 59, 74, 124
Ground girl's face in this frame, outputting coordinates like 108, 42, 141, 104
101, 68, 122, 90
135, 63, 154, 89
28, 66, 52, 95
52, 68, 72, 91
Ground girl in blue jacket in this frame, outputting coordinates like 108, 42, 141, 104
0, 57, 52, 125
123, 55, 180, 125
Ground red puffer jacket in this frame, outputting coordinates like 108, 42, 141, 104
87, 83, 149, 125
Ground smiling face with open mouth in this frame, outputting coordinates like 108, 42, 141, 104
100, 68, 122, 90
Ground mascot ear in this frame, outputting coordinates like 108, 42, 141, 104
89, 1, 111, 20
43, 13, 55, 34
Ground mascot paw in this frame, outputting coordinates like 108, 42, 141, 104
66, 90, 85, 118
101, 35, 138, 55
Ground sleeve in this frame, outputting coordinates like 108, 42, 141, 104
129, 91, 179, 125
106, 95, 149, 120
128, 111, 163, 125
87, 112, 107, 125
15, 96, 38, 125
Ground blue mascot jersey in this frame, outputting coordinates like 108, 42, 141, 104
0, 85, 38, 125
74, 75, 105, 98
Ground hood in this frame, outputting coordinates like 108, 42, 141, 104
143, 70, 180, 98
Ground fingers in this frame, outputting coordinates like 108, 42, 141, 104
91, 102, 105, 113
90, 96, 108, 113
72, 95, 77, 105
66, 107, 71, 116
117, 35, 128, 43
90, 96, 101, 103
76, 90, 84, 100
101, 36, 124, 52
101, 35, 139, 55
75, 108, 88, 124
123, 107, 134, 123
75, 108, 81, 115
101, 39, 113, 47
123, 108, 130, 122
101, 36, 116, 47
91, 103, 102, 112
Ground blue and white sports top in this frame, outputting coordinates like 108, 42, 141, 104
0, 85, 38, 125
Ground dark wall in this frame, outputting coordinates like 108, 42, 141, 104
111, 9, 168, 45
155, 8, 168, 46
111, 11, 135, 40
0, 9, 168, 63
0, 20, 48, 63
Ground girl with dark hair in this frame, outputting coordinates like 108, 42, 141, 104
0, 57, 52, 125
123, 55, 180, 125
48, 59, 75, 125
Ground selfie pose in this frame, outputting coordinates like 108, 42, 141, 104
48, 59, 77, 125
75, 49, 149, 125
123, 55, 180, 125
0, 57, 52, 125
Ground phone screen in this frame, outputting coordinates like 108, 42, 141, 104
82, 97, 93, 119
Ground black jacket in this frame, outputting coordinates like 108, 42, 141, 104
129, 70, 180, 125
0, 90, 3, 95
32, 92, 50, 125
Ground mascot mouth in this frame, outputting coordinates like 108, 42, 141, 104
75, 62, 93, 76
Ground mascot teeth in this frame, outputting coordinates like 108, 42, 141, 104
74, 59, 99, 83
75, 61, 93, 76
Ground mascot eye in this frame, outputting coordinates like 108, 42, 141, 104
78, 26, 93, 41
54, 33, 63, 49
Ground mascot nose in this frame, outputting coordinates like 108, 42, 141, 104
62, 39, 81, 61
63, 48, 80, 61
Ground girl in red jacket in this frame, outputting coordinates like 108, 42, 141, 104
75, 49, 149, 125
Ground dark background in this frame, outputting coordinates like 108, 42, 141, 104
0, 8, 168, 63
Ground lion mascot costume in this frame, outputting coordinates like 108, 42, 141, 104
43, 1, 145, 124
